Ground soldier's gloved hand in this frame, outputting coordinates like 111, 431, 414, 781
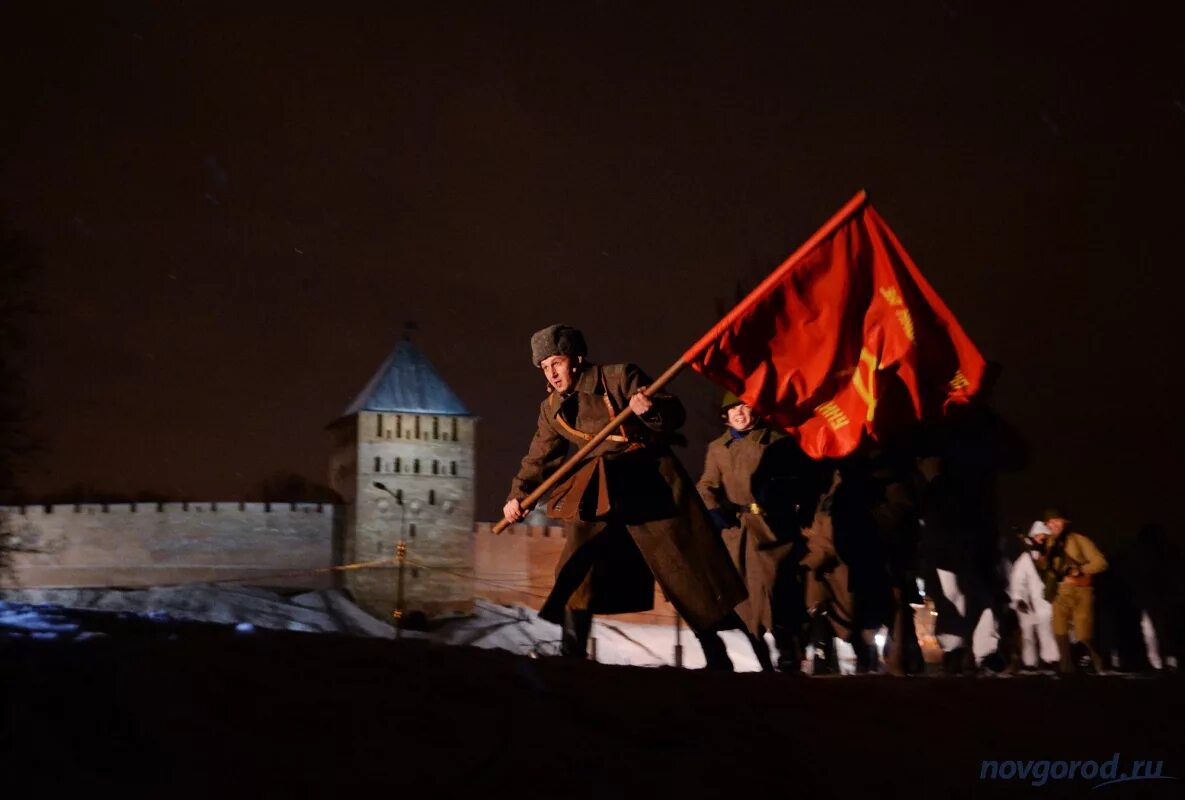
708, 508, 737, 532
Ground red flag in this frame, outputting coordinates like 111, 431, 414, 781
684, 191, 986, 459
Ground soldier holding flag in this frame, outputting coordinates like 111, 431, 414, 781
501, 324, 747, 667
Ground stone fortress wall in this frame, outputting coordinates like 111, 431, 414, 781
1, 507, 679, 627
1, 502, 340, 590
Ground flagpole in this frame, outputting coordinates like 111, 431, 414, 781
491, 189, 867, 535
492, 358, 686, 534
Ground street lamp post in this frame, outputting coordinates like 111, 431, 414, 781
374, 482, 422, 638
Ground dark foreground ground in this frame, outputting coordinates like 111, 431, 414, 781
2, 613, 1183, 799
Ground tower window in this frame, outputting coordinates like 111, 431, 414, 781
450, 461, 457, 476
395, 457, 402, 473
396, 415, 402, 438
413, 459, 420, 474
414, 416, 421, 439
429, 490, 436, 505
376, 414, 383, 437
408, 523, 417, 538
431, 460, 439, 475
432, 417, 439, 440
374, 456, 382, 472
452, 418, 459, 440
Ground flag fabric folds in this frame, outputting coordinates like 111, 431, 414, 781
684, 193, 985, 459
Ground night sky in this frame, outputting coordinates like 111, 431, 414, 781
2, 2, 1182, 547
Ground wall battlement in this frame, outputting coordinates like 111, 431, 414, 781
5, 502, 332, 516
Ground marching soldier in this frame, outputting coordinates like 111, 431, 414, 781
502, 324, 747, 668
696, 394, 806, 672
1037, 507, 1108, 674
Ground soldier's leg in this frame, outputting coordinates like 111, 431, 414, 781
811, 609, 842, 675
771, 560, 806, 673
1035, 608, 1060, 665
1019, 614, 1038, 667
884, 586, 922, 676
747, 629, 775, 672
1075, 587, 1104, 673
694, 628, 735, 671
1052, 590, 1074, 673
853, 628, 880, 674
561, 607, 593, 658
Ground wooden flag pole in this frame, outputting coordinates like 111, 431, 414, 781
491, 189, 868, 535
491, 358, 687, 534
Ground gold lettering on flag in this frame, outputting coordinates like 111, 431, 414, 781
895, 309, 915, 341
851, 347, 879, 422
815, 401, 850, 431
950, 370, 971, 391
879, 286, 903, 306
880, 286, 914, 341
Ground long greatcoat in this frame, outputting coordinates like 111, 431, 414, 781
696, 426, 799, 635
508, 363, 746, 631
801, 470, 857, 640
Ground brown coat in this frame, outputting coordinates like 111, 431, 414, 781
508, 363, 747, 631
696, 427, 797, 634
800, 469, 856, 640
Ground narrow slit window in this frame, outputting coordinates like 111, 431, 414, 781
414, 416, 421, 439
396, 415, 402, 438
395, 457, 402, 473
409, 523, 417, 538
429, 490, 436, 505
450, 461, 457, 476
414, 459, 420, 474
374, 456, 382, 472
451, 418, 459, 440
432, 460, 439, 475
432, 417, 439, 440
376, 414, 383, 437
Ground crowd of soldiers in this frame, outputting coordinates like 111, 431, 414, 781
502, 324, 1181, 676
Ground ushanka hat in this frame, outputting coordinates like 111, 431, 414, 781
529, 324, 587, 366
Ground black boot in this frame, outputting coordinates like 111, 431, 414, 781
853, 630, 881, 674
561, 608, 592, 658
1055, 634, 1074, 674
748, 632, 775, 672
942, 646, 968, 675
808, 610, 838, 675
773, 625, 804, 674
694, 630, 735, 671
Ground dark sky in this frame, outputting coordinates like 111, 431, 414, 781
2, 2, 1182, 546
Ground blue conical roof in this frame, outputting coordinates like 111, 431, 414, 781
342, 339, 470, 417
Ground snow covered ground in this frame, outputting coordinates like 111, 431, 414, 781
0, 584, 860, 671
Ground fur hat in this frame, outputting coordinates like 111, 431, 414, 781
529, 324, 587, 366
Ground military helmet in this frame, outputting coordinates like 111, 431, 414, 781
720, 391, 744, 411
1041, 507, 1071, 524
